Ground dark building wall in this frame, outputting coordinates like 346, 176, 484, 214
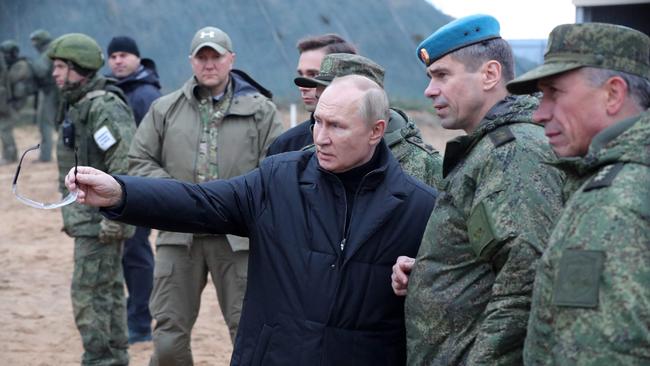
577, 3, 650, 36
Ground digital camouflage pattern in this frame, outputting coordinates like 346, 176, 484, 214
405, 95, 565, 365
57, 73, 134, 365
507, 22, 650, 95
58, 74, 135, 239
294, 53, 385, 88
384, 108, 443, 190
72, 236, 129, 366
196, 81, 233, 182
525, 111, 650, 365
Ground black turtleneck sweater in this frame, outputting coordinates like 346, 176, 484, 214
334, 145, 383, 236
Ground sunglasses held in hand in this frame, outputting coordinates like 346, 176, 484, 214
12, 144, 78, 210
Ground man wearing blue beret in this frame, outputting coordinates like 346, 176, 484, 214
391, 14, 565, 364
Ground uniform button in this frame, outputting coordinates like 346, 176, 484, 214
330, 264, 336, 269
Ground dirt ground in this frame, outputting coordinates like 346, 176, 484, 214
0, 110, 460, 365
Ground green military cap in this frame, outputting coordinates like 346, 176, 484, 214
507, 22, 650, 95
0, 40, 19, 53
47, 33, 104, 71
294, 53, 385, 88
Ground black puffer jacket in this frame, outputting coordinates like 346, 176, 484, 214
108, 58, 161, 125
106, 141, 436, 365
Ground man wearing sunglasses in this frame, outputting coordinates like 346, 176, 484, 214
48, 33, 135, 366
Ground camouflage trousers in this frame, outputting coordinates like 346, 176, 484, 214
72, 236, 129, 366
0, 115, 17, 162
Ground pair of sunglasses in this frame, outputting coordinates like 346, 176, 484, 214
12, 144, 78, 210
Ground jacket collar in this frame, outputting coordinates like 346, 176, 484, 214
551, 109, 650, 177
442, 94, 539, 177
299, 140, 412, 260
181, 70, 270, 116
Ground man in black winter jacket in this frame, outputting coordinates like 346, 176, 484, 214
65, 75, 437, 365
107, 36, 162, 126
106, 35, 162, 344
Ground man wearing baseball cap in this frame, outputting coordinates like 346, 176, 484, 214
128, 26, 283, 365
289, 53, 443, 189
391, 14, 564, 364
507, 22, 650, 364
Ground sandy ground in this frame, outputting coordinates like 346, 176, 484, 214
0, 110, 459, 365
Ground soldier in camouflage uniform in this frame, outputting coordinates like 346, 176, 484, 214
30, 29, 60, 163
0, 40, 36, 165
391, 15, 565, 364
294, 53, 444, 190
128, 26, 283, 365
49, 33, 135, 365
506, 23, 650, 365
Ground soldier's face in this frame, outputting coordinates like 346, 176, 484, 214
297, 49, 327, 112
534, 69, 609, 157
108, 51, 141, 78
313, 80, 384, 173
52, 59, 85, 88
190, 47, 234, 95
424, 54, 486, 133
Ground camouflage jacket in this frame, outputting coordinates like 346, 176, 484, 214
405, 95, 565, 365
58, 75, 135, 237
385, 108, 443, 190
525, 110, 650, 365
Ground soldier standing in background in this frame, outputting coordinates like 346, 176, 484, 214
507, 22, 650, 365
0, 40, 35, 165
128, 26, 283, 365
49, 33, 136, 365
106, 35, 161, 345
30, 29, 60, 163
391, 14, 565, 364
266, 33, 356, 155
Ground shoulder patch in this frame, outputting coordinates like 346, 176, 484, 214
583, 163, 625, 192
488, 127, 516, 147
553, 249, 605, 308
467, 201, 497, 259
93, 126, 117, 151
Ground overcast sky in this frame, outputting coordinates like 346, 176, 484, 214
429, 0, 577, 39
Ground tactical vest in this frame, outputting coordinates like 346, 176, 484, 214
58, 83, 128, 237
57, 84, 127, 190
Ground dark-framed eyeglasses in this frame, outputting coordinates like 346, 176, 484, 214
12, 144, 78, 210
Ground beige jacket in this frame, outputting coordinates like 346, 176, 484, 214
128, 71, 283, 250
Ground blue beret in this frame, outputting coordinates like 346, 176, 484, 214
417, 14, 501, 66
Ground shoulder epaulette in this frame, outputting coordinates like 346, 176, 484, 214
583, 162, 625, 191
488, 126, 516, 147
405, 134, 436, 154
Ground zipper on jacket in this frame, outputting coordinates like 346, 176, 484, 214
339, 168, 381, 253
